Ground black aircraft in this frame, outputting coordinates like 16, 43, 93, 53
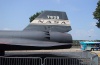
0, 11, 72, 56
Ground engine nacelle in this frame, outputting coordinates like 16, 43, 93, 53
50, 32, 72, 43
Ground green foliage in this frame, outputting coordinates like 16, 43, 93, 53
29, 11, 42, 22
93, 0, 100, 28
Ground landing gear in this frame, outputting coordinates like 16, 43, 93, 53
0, 50, 5, 56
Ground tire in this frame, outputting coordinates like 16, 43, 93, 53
91, 48, 94, 51
0, 51, 4, 56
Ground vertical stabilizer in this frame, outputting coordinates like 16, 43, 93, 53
24, 11, 72, 32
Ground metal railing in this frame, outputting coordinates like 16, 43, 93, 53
0, 51, 99, 65
0, 57, 42, 65
44, 57, 91, 65
99, 57, 100, 65
0, 57, 96, 65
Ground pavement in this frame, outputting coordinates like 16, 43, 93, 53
91, 51, 100, 57
5, 48, 81, 52
5, 48, 100, 57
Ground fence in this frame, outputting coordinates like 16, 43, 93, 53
99, 57, 100, 65
0, 57, 97, 65
0, 57, 42, 65
44, 57, 91, 65
0, 51, 98, 65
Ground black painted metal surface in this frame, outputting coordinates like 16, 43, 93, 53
0, 11, 72, 56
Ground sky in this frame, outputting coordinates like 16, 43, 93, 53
0, 0, 100, 40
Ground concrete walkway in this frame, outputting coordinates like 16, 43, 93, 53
6, 48, 100, 57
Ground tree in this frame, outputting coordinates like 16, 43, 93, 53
93, 0, 100, 28
29, 11, 42, 22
